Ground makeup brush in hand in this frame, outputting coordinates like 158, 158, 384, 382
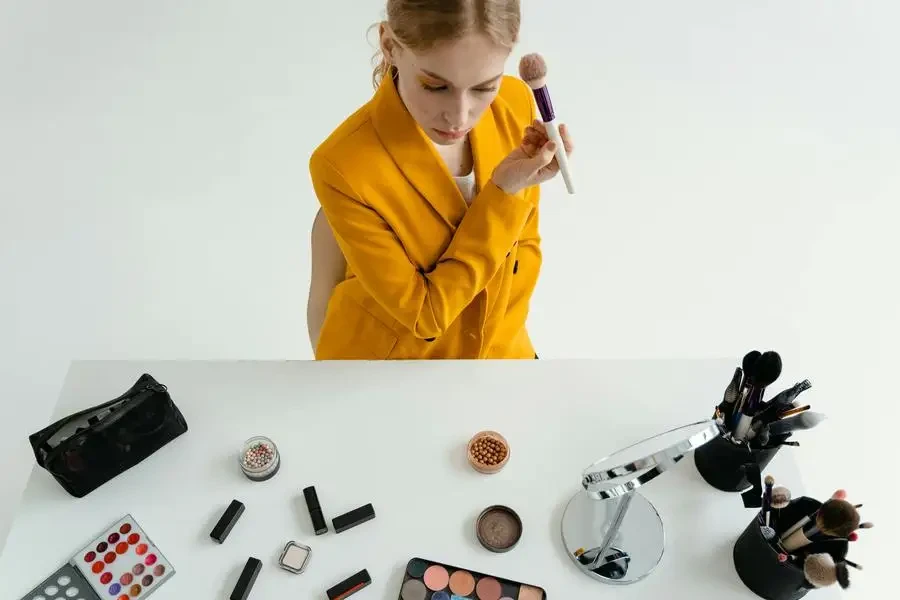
781, 499, 860, 552
519, 53, 575, 194
804, 553, 851, 589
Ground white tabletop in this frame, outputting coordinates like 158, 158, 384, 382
0, 360, 831, 599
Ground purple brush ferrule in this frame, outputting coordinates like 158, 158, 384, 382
532, 85, 555, 122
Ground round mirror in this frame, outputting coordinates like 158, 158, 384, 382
561, 420, 718, 585
582, 420, 719, 498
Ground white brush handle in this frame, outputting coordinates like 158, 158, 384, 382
544, 119, 575, 194
733, 413, 754, 441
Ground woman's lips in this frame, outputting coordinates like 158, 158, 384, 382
434, 128, 467, 140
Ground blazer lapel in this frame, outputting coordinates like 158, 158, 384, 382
469, 102, 507, 198
370, 75, 466, 229
469, 103, 511, 319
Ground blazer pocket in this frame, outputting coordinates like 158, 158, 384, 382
317, 293, 399, 360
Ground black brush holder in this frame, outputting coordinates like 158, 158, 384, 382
693, 432, 779, 492
733, 496, 849, 600
733, 513, 811, 600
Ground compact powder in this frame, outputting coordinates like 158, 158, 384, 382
518, 584, 544, 600
476, 505, 523, 553
401, 578, 427, 600
475, 576, 502, 600
279, 542, 311, 573
449, 569, 475, 595
423, 564, 450, 591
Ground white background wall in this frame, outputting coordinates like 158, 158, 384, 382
1, 0, 896, 595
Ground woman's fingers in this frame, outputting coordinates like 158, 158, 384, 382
558, 123, 575, 154
524, 127, 548, 146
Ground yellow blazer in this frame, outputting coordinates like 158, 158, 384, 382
309, 73, 541, 360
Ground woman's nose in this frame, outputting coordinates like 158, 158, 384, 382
443, 97, 469, 129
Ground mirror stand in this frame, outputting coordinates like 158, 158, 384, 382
561, 489, 664, 584
560, 420, 718, 585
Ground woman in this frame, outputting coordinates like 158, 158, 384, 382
307, 0, 573, 360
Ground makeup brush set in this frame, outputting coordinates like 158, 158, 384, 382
733, 480, 873, 599
715, 350, 824, 448
695, 350, 826, 492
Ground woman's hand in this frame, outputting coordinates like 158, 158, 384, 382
491, 120, 574, 196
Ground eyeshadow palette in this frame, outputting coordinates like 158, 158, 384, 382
399, 558, 545, 600
17, 514, 174, 600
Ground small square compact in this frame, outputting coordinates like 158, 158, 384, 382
278, 541, 312, 574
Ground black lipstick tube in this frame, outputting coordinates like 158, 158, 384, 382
303, 486, 328, 535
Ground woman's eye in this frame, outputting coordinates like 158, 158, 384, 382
474, 87, 498, 94
422, 83, 447, 92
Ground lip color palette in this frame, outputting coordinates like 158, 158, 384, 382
399, 558, 545, 600
17, 514, 174, 600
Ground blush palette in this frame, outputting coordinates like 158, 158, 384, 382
17, 515, 174, 600
399, 558, 545, 600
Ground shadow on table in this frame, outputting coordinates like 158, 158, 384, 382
218, 561, 248, 599
379, 560, 408, 600
547, 489, 581, 576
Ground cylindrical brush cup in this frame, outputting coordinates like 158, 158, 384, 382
693, 431, 780, 492
733, 512, 810, 600
733, 496, 847, 600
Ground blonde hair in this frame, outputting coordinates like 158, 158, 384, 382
371, 0, 521, 89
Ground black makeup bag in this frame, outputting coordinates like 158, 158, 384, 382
28, 373, 188, 498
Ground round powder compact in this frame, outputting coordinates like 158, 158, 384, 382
467, 431, 509, 474
475, 505, 522, 553
239, 436, 280, 481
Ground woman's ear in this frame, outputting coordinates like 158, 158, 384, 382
379, 23, 397, 63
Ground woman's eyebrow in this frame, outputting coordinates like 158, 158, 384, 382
421, 69, 503, 87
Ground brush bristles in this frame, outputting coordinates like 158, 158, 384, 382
804, 553, 837, 588
817, 499, 861, 538
518, 53, 547, 87
742, 350, 761, 375
753, 351, 783, 387
836, 563, 851, 589
764, 475, 775, 486
723, 367, 742, 404
771, 486, 791, 508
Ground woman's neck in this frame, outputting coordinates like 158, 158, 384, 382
435, 137, 473, 177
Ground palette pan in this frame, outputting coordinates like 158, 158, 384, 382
399, 557, 546, 600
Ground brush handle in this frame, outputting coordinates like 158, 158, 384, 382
769, 413, 824, 435
733, 413, 754, 441
780, 515, 811, 541
781, 527, 813, 552
543, 119, 575, 194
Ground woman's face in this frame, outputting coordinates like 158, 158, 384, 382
383, 28, 510, 146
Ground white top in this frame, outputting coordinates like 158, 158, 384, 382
0, 360, 832, 599
454, 170, 476, 204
